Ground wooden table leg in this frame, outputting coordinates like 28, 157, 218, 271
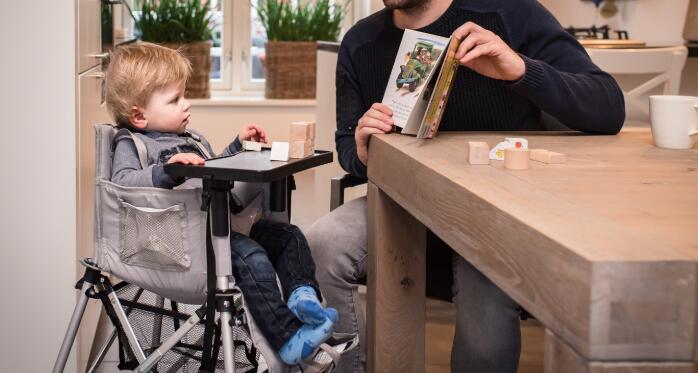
367, 182, 427, 373
544, 329, 695, 373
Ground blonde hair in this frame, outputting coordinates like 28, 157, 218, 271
105, 42, 191, 126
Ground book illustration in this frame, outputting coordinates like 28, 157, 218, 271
395, 41, 443, 94
382, 29, 461, 139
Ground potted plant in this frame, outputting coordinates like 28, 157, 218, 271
255, 0, 349, 99
135, 0, 214, 98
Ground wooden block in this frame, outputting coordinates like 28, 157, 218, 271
289, 140, 314, 159
290, 121, 315, 141
242, 140, 262, 151
308, 121, 316, 139
468, 141, 490, 165
530, 149, 566, 164
504, 148, 530, 170
269, 141, 289, 161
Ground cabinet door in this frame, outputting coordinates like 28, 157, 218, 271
77, 0, 102, 73
76, 66, 110, 372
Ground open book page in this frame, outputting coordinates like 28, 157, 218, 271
381, 29, 450, 133
416, 37, 462, 139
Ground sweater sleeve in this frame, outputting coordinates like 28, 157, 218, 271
220, 136, 243, 157
505, 0, 625, 135
335, 38, 369, 178
111, 137, 181, 189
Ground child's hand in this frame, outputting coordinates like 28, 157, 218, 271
166, 153, 205, 165
239, 124, 267, 144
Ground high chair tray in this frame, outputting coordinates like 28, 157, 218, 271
164, 149, 333, 182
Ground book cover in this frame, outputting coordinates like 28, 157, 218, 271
381, 29, 461, 139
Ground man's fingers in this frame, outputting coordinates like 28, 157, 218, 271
363, 126, 386, 139
371, 102, 394, 116
461, 43, 495, 64
365, 109, 394, 125
358, 126, 385, 141
356, 125, 387, 145
359, 116, 393, 132
455, 32, 489, 59
452, 21, 484, 41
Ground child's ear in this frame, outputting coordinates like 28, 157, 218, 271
128, 106, 147, 129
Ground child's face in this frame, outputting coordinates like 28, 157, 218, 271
140, 83, 191, 134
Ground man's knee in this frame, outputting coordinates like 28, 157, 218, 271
306, 197, 367, 283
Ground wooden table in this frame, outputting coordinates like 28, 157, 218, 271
366, 128, 698, 372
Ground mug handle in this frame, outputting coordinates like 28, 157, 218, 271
691, 105, 698, 137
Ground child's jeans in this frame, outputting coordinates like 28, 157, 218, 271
229, 219, 321, 350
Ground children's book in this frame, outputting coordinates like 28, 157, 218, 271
381, 29, 461, 139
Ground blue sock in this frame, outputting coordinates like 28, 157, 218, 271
287, 286, 325, 326
278, 308, 338, 365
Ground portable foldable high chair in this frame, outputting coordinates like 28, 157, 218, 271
53, 124, 357, 373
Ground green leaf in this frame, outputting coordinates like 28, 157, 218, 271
135, 0, 214, 43
253, 0, 351, 42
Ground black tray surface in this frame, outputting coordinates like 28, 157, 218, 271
164, 149, 333, 182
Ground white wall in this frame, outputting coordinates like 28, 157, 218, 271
538, 0, 690, 46
0, 1, 77, 372
188, 103, 316, 151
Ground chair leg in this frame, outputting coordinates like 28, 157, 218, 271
106, 288, 147, 363
87, 285, 147, 373
85, 327, 117, 373
151, 295, 165, 346
52, 280, 94, 373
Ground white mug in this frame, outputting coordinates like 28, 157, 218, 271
649, 95, 698, 149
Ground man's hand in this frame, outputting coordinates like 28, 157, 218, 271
453, 22, 526, 82
239, 124, 268, 143
166, 152, 205, 165
355, 103, 394, 165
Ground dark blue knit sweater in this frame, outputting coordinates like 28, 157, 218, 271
335, 0, 625, 178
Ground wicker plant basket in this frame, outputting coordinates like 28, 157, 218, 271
165, 41, 212, 99
264, 41, 317, 99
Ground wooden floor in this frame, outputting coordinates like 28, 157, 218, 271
94, 296, 545, 373
424, 297, 544, 372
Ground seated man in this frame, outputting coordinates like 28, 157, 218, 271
306, 0, 624, 372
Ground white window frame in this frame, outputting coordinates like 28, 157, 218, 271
209, 0, 234, 91
237, 0, 265, 91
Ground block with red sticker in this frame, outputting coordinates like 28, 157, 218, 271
505, 137, 528, 150
490, 137, 528, 160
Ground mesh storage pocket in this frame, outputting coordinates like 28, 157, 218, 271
119, 200, 191, 271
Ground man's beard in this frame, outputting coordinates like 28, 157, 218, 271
383, 0, 430, 11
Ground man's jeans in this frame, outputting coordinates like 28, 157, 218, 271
306, 197, 522, 372
229, 219, 321, 350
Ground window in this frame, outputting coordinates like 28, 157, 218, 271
209, 0, 233, 91
212, 0, 369, 95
